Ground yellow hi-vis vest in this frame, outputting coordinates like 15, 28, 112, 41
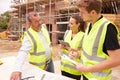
22, 24, 51, 69
81, 17, 119, 80
61, 30, 84, 75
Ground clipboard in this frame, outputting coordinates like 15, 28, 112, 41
61, 54, 77, 65
59, 40, 70, 47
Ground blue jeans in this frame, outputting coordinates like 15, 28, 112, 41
46, 60, 54, 73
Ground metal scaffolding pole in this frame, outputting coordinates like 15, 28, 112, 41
25, 0, 28, 31
18, 1, 21, 38
48, 0, 52, 31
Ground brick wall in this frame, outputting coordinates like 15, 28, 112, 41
102, 14, 120, 31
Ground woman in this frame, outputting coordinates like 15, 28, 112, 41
60, 14, 86, 80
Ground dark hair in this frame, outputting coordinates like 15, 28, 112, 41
71, 14, 86, 32
77, 0, 102, 13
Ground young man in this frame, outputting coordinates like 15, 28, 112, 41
10, 12, 54, 80
72, 0, 120, 80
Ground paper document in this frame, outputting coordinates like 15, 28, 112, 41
0, 56, 75, 80
61, 54, 77, 65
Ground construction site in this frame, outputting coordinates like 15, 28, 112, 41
2, 0, 119, 44
0, 0, 120, 80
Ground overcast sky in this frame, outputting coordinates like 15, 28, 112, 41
0, 0, 11, 14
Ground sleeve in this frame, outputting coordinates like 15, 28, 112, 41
105, 23, 120, 50
13, 36, 32, 72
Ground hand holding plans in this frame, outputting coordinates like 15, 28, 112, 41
61, 54, 78, 65
59, 40, 70, 47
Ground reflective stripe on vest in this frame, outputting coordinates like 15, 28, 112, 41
61, 62, 76, 70
25, 27, 51, 69
61, 53, 81, 75
61, 30, 84, 75
78, 35, 84, 50
27, 30, 46, 56
64, 30, 72, 42
92, 71, 112, 77
82, 19, 112, 78
64, 30, 69, 40
62, 30, 71, 55
61, 53, 77, 70
29, 61, 46, 67
83, 21, 108, 62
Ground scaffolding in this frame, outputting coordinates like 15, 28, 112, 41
10, 0, 120, 43
10, 0, 79, 43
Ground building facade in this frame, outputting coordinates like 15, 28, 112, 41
10, 0, 120, 44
